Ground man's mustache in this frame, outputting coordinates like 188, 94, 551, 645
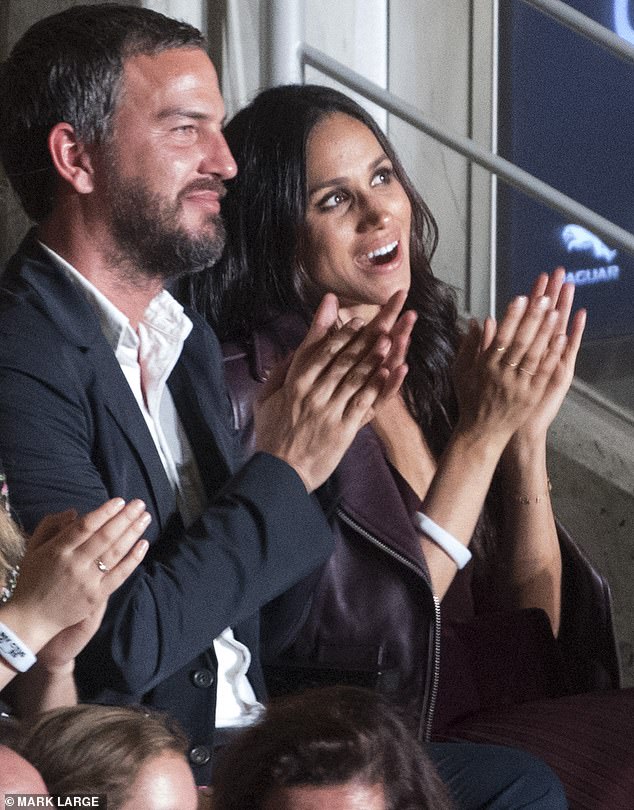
178, 178, 227, 200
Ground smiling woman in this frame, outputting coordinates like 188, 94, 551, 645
178, 83, 634, 807
301, 114, 412, 324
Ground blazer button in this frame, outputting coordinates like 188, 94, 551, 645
189, 745, 211, 766
192, 668, 214, 688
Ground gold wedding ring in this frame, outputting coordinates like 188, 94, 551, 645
95, 558, 110, 573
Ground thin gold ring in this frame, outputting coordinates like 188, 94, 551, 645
518, 366, 537, 377
495, 345, 506, 353
502, 360, 519, 368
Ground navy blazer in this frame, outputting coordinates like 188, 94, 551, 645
0, 234, 334, 782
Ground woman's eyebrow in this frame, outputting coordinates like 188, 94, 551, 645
308, 155, 388, 197
308, 175, 347, 196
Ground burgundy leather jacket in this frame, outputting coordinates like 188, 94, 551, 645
222, 314, 620, 740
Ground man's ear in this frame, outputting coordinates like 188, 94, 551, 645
48, 122, 95, 194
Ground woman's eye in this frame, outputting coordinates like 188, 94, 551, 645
371, 167, 393, 186
320, 191, 347, 209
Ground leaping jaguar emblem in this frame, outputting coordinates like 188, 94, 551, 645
561, 224, 618, 262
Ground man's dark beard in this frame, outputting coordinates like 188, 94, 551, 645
106, 172, 227, 282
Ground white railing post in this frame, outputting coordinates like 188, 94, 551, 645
261, 0, 305, 87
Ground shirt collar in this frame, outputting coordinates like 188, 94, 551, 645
37, 241, 192, 353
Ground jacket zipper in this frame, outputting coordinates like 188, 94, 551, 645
336, 507, 441, 742
423, 594, 441, 741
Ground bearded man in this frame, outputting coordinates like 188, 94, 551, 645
0, 4, 413, 785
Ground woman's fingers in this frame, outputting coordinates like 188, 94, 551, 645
100, 538, 149, 595
541, 268, 565, 303
366, 289, 409, 336
288, 289, 411, 402
318, 333, 392, 411
530, 272, 549, 298
485, 293, 564, 383
493, 295, 551, 367
514, 309, 559, 378
80, 499, 151, 571
51, 498, 127, 551
375, 362, 409, 406
287, 315, 366, 393
566, 307, 586, 361
480, 316, 497, 353
535, 333, 569, 381
527, 268, 573, 336
492, 295, 529, 354
301, 292, 340, 348
382, 309, 417, 373
5, 498, 151, 650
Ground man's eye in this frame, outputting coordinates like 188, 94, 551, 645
172, 125, 196, 136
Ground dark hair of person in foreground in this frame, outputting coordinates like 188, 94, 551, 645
211, 686, 453, 810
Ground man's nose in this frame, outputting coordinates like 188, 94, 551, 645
199, 130, 237, 180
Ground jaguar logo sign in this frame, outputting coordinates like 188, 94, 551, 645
561, 225, 618, 262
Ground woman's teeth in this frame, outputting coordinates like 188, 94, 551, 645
367, 240, 398, 264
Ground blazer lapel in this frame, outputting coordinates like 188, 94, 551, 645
169, 327, 234, 496
93, 341, 177, 528
9, 236, 177, 528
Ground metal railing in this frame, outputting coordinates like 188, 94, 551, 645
262, 0, 634, 260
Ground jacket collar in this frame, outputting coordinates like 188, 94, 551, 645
3, 231, 103, 348
334, 427, 431, 580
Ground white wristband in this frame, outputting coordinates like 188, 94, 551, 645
415, 512, 472, 570
0, 621, 37, 672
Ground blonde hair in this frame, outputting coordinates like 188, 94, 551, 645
0, 509, 25, 601
19, 704, 189, 807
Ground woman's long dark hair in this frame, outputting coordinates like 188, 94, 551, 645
180, 84, 460, 458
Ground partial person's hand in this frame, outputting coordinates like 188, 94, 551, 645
453, 289, 568, 452
1, 499, 150, 656
507, 268, 585, 448
254, 290, 416, 491
36, 604, 108, 675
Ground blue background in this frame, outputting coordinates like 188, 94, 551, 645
497, 0, 633, 342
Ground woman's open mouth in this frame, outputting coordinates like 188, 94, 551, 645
367, 240, 398, 265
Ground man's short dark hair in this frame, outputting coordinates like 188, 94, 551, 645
0, 3, 205, 223
211, 686, 453, 810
